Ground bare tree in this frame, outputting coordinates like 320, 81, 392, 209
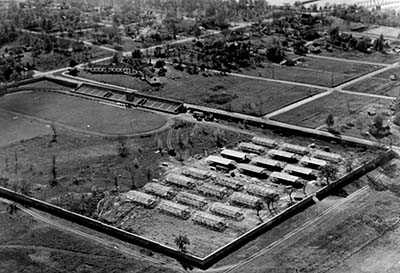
255, 201, 264, 223
49, 155, 57, 187
117, 136, 129, 158
320, 164, 338, 185
50, 123, 57, 143
174, 233, 190, 253
125, 165, 137, 190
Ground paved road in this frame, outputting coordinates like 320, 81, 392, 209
306, 53, 392, 67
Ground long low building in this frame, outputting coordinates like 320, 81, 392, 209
237, 163, 269, 178
221, 149, 249, 162
280, 143, 309, 155
299, 156, 327, 169
251, 157, 285, 171
251, 136, 278, 148
269, 172, 303, 187
182, 167, 211, 180
206, 155, 236, 170
238, 142, 266, 155
268, 149, 298, 163
283, 164, 317, 180
313, 150, 342, 163
165, 173, 197, 189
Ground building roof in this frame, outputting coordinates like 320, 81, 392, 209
238, 142, 265, 152
183, 167, 211, 177
300, 156, 327, 167
251, 157, 282, 167
221, 149, 248, 160
313, 150, 342, 161
237, 163, 267, 174
251, 136, 278, 147
270, 172, 300, 183
284, 164, 314, 175
206, 155, 236, 166
268, 149, 296, 159
280, 143, 309, 154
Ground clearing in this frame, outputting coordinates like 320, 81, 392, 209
0, 91, 168, 136
239, 56, 381, 87
271, 91, 393, 129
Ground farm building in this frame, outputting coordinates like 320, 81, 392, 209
251, 157, 285, 171
283, 164, 317, 180
123, 190, 158, 208
229, 192, 263, 208
313, 150, 342, 163
237, 164, 269, 178
246, 184, 279, 199
269, 172, 303, 187
280, 143, 309, 155
192, 211, 227, 232
268, 149, 298, 163
165, 173, 197, 189
214, 177, 245, 191
251, 136, 278, 148
143, 183, 176, 199
299, 157, 327, 169
210, 202, 245, 221
158, 200, 191, 219
221, 149, 249, 162
197, 183, 228, 199
206, 155, 236, 170
238, 142, 265, 154
182, 167, 211, 180
176, 192, 208, 208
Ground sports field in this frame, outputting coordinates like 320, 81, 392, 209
0, 91, 167, 135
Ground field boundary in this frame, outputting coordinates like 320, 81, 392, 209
0, 149, 395, 270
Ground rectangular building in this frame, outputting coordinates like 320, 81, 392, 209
283, 164, 317, 180
182, 167, 211, 180
251, 156, 285, 171
237, 163, 269, 178
268, 149, 298, 163
313, 150, 342, 163
299, 156, 327, 169
251, 136, 278, 148
206, 155, 236, 170
238, 142, 265, 155
280, 143, 309, 155
269, 172, 302, 187
221, 149, 249, 162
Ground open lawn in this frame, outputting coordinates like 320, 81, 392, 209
157, 67, 325, 116
271, 91, 392, 128
344, 67, 400, 97
239, 56, 381, 87
319, 48, 400, 64
0, 91, 167, 135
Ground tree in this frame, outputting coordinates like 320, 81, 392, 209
125, 165, 137, 190
320, 164, 338, 185
255, 201, 263, 223
285, 186, 295, 205
174, 233, 190, 253
326, 114, 335, 130
50, 123, 57, 144
117, 136, 129, 158
49, 155, 57, 187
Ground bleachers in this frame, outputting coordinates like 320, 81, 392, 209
74, 83, 184, 114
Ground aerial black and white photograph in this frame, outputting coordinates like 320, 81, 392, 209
0, 0, 400, 272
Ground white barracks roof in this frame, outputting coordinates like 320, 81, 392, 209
268, 149, 296, 159
238, 142, 265, 152
221, 149, 248, 160
251, 157, 282, 167
300, 156, 327, 167
270, 172, 300, 183
284, 164, 314, 175
280, 143, 309, 154
237, 163, 267, 174
251, 136, 278, 148
206, 155, 236, 166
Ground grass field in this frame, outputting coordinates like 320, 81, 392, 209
344, 67, 400, 97
271, 91, 393, 128
240, 56, 381, 87
319, 48, 400, 64
0, 91, 167, 135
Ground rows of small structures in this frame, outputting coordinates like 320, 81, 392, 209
120, 136, 343, 233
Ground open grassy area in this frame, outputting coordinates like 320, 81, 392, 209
0, 91, 167, 135
271, 91, 392, 128
240, 56, 381, 87
344, 67, 400, 97
319, 48, 400, 64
